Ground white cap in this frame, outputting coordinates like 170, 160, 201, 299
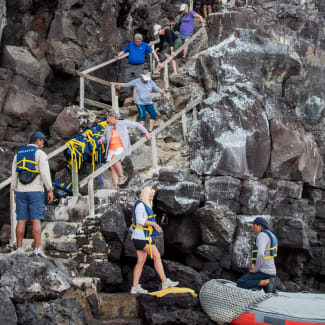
141, 73, 151, 81
153, 24, 161, 36
179, 3, 188, 11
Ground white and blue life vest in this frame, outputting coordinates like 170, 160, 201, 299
251, 229, 278, 269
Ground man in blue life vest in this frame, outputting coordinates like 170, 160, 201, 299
10, 131, 53, 256
114, 33, 163, 102
237, 217, 278, 293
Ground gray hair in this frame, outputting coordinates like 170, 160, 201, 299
106, 109, 117, 117
134, 33, 143, 40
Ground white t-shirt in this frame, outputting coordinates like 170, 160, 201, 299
131, 202, 149, 240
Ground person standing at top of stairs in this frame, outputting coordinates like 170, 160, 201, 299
98, 110, 151, 189
11, 131, 53, 257
115, 33, 163, 104
112, 71, 169, 133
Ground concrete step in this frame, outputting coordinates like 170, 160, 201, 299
98, 293, 140, 320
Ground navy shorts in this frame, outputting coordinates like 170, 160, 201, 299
136, 104, 157, 121
133, 238, 156, 251
16, 191, 45, 221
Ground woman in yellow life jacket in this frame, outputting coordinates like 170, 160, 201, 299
130, 187, 179, 294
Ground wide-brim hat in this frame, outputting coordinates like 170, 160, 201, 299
153, 24, 161, 36
30, 131, 48, 143
248, 217, 268, 228
179, 3, 188, 11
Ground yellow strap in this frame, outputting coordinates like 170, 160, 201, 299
16, 159, 39, 166
150, 287, 197, 298
265, 246, 277, 251
264, 254, 277, 259
16, 166, 40, 173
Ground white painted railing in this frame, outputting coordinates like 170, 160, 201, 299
79, 99, 201, 216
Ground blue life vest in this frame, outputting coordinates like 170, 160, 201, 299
16, 145, 40, 184
54, 180, 73, 194
132, 200, 160, 238
251, 229, 278, 269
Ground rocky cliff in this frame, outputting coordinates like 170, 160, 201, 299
1, 0, 325, 324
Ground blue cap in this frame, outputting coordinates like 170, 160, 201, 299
30, 131, 48, 143
248, 217, 268, 228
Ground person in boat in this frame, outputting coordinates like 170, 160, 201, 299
130, 187, 179, 294
237, 217, 278, 293
114, 33, 163, 103
98, 110, 150, 188
11, 131, 53, 257
153, 24, 182, 74
112, 71, 168, 133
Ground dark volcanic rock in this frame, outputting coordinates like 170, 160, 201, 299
139, 293, 214, 325
204, 176, 241, 213
162, 260, 207, 293
100, 204, 127, 243
0, 254, 71, 302
0, 289, 17, 325
157, 169, 202, 216
16, 298, 85, 325
84, 260, 123, 289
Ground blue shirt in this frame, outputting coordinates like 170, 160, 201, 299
124, 78, 162, 105
123, 41, 152, 64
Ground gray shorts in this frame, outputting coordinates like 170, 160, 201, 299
124, 63, 144, 82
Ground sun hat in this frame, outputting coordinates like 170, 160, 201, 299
153, 24, 162, 36
30, 131, 48, 143
179, 3, 188, 11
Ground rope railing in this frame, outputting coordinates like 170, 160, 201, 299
80, 98, 201, 216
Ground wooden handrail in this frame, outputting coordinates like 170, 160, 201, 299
79, 98, 201, 188
80, 39, 160, 75
154, 27, 205, 73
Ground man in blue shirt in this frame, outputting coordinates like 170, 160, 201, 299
115, 33, 162, 102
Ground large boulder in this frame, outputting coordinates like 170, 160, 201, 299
204, 176, 241, 213
0, 254, 71, 302
156, 169, 202, 216
270, 119, 323, 185
195, 202, 237, 269
84, 260, 123, 290
164, 214, 201, 254
0, 289, 17, 325
2, 45, 51, 86
99, 205, 127, 243
162, 260, 207, 293
16, 298, 85, 325
2, 86, 47, 125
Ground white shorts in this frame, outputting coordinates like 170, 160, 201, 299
106, 147, 124, 161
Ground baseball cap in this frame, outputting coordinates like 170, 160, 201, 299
248, 217, 268, 228
134, 33, 143, 40
153, 24, 162, 36
180, 3, 188, 11
30, 131, 48, 143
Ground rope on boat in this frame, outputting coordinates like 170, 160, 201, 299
199, 279, 273, 324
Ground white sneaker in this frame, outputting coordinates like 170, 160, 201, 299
118, 176, 128, 185
162, 278, 179, 290
130, 284, 148, 294
34, 249, 47, 258
16, 247, 24, 254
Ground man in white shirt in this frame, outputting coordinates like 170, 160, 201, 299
11, 131, 53, 256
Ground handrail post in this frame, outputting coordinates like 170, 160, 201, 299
182, 110, 188, 144
80, 77, 84, 109
111, 84, 119, 115
10, 190, 16, 246
193, 106, 197, 120
164, 62, 169, 89
72, 161, 79, 197
151, 134, 158, 168
150, 44, 156, 72
190, 0, 193, 11
88, 179, 95, 216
